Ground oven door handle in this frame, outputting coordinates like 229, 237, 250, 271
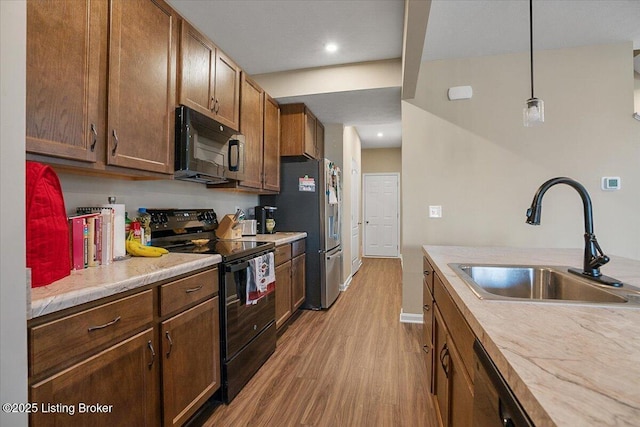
226, 261, 250, 273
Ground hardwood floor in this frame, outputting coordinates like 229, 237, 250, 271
200, 257, 437, 427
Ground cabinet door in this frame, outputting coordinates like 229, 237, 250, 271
238, 74, 264, 189
178, 20, 215, 118
291, 254, 306, 310
30, 329, 160, 427
263, 94, 280, 192
26, 0, 106, 162
448, 338, 474, 427
423, 280, 434, 394
304, 108, 317, 159
275, 261, 292, 329
433, 307, 450, 427
107, 0, 177, 174
213, 49, 241, 130
161, 298, 220, 427
315, 120, 325, 160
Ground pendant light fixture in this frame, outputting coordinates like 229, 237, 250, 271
523, 0, 544, 126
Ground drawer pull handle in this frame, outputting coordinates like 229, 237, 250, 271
147, 340, 156, 369
165, 331, 173, 358
185, 285, 203, 293
87, 316, 121, 332
90, 123, 97, 152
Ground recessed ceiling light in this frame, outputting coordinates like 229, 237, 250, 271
377, 132, 384, 137
325, 43, 338, 53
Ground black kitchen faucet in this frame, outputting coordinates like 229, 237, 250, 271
525, 176, 622, 287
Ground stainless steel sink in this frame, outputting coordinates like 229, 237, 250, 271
449, 264, 640, 305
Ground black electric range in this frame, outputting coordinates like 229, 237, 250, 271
147, 208, 274, 261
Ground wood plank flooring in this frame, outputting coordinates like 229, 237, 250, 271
200, 258, 437, 427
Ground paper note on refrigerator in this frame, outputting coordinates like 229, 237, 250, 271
299, 176, 316, 192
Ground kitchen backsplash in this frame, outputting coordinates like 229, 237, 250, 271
58, 173, 259, 217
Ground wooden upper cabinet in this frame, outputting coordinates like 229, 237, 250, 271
280, 103, 324, 160
107, 0, 177, 174
315, 120, 325, 160
238, 74, 265, 189
178, 20, 240, 131
26, 0, 107, 162
178, 20, 216, 117
214, 50, 241, 129
263, 94, 280, 192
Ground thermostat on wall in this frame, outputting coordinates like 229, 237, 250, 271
601, 177, 621, 190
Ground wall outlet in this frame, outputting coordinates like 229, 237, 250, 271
429, 205, 442, 218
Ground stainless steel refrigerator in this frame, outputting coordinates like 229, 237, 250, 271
261, 158, 342, 309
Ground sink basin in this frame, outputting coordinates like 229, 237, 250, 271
449, 264, 640, 304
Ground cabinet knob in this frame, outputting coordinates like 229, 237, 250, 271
423, 304, 430, 311
210, 96, 215, 112
424, 270, 430, 276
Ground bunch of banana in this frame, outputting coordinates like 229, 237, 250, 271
126, 234, 168, 257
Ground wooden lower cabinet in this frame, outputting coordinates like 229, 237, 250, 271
291, 254, 306, 310
275, 260, 292, 329
29, 267, 221, 427
30, 328, 160, 427
161, 297, 220, 427
431, 271, 475, 427
274, 239, 306, 330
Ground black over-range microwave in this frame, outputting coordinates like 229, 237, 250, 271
174, 105, 245, 184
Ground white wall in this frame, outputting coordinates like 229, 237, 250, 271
342, 126, 362, 284
1, 1, 28, 425
402, 42, 640, 315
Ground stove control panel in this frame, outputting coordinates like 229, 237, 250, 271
147, 209, 218, 231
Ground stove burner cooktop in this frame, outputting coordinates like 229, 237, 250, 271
147, 208, 273, 262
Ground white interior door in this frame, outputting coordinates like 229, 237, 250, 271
363, 174, 399, 257
350, 158, 361, 275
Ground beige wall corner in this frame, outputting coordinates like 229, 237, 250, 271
342, 126, 363, 284
401, 0, 431, 100
1, 1, 28, 425
252, 59, 402, 99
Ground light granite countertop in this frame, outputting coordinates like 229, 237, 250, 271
29, 253, 221, 319
423, 245, 640, 427
239, 231, 307, 246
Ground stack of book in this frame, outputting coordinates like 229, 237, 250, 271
68, 208, 115, 270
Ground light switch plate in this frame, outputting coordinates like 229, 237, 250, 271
429, 205, 442, 218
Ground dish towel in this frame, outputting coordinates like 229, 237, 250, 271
247, 252, 276, 305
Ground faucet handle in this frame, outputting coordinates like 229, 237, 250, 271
589, 254, 610, 270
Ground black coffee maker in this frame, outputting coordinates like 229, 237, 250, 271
255, 206, 277, 234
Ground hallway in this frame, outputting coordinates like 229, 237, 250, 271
201, 258, 436, 426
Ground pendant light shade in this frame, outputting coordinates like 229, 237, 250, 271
523, 0, 544, 126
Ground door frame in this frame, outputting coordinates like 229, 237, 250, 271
362, 172, 400, 258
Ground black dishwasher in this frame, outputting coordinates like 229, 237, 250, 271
473, 339, 535, 427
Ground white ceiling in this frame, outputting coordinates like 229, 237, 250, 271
168, 0, 640, 149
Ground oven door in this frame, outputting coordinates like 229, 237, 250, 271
222, 256, 275, 360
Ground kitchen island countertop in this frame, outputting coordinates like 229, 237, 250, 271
423, 245, 640, 427
30, 253, 221, 319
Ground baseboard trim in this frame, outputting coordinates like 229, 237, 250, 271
340, 274, 352, 292
399, 310, 424, 324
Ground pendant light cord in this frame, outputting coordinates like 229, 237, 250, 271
529, 0, 534, 99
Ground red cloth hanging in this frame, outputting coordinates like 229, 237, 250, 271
26, 161, 70, 287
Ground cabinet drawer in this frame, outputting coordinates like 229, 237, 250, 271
292, 239, 305, 257
433, 273, 475, 382
160, 268, 218, 316
30, 290, 153, 378
275, 243, 291, 266
423, 257, 434, 293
